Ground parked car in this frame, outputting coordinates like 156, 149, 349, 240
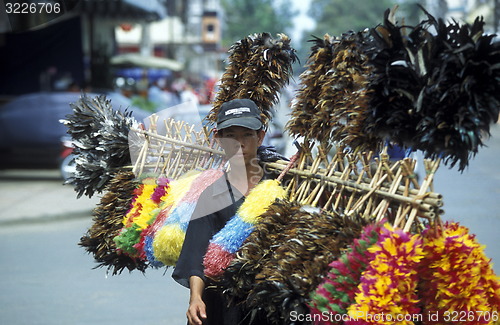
0, 91, 149, 169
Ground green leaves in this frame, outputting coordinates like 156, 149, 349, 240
220, 0, 298, 47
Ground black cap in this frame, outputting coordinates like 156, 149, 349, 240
216, 98, 262, 130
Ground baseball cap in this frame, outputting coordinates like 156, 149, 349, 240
216, 98, 263, 130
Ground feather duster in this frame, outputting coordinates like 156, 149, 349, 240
208, 36, 253, 116
113, 177, 169, 258
208, 33, 297, 128
133, 177, 170, 261
203, 179, 287, 279
418, 222, 500, 324
122, 177, 161, 229
412, 12, 500, 170
62, 94, 139, 197
346, 224, 423, 325
153, 169, 222, 267
286, 35, 335, 139
234, 33, 297, 126
365, 8, 500, 170
221, 199, 301, 303
363, 9, 425, 151
135, 208, 161, 263
309, 222, 384, 324
143, 170, 201, 267
141, 207, 171, 267
222, 200, 369, 325
79, 170, 148, 275
316, 30, 379, 150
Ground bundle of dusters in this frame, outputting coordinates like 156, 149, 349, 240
287, 8, 500, 170
80, 168, 231, 273
308, 221, 500, 325
79, 170, 145, 275
203, 179, 288, 278
220, 199, 370, 324
152, 168, 223, 267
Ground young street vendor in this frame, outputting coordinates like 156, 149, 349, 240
172, 98, 275, 325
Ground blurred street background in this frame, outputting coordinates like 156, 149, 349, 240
1, 0, 499, 169
1, 0, 500, 324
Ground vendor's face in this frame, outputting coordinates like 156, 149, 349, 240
216, 126, 265, 165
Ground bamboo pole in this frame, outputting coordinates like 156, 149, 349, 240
131, 129, 225, 155
132, 132, 148, 176
374, 165, 403, 221
304, 149, 333, 205
264, 161, 440, 213
345, 153, 371, 211
311, 151, 341, 207
333, 161, 354, 210
265, 160, 442, 207
393, 204, 413, 228
347, 173, 388, 216
403, 159, 441, 232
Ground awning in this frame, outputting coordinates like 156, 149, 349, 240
78, 0, 166, 21
110, 53, 183, 71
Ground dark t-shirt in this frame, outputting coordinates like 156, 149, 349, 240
172, 172, 244, 287
172, 168, 274, 325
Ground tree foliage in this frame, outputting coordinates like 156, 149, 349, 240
290, 0, 420, 68
305, 0, 397, 39
220, 0, 298, 47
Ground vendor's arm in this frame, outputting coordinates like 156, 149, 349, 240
187, 276, 207, 325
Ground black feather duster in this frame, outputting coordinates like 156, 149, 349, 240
413, 13, 500, 170
365, 8, 500, 170
363, 9, 425, 150
62, 94, 139, 197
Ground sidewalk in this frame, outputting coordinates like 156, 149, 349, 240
0, 169, 100, 225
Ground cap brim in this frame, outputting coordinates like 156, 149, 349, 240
217, 117, 262, 130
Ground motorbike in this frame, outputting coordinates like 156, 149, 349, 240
60, 136, 76, 182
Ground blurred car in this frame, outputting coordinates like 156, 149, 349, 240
144, 102, 213, 135
0, 91, 149, 169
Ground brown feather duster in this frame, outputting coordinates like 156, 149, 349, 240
221, 199, 369, 324
208, 33, 297, 128
208, 36, 253, 120
79, 170, 148, 275
222, 199, 299, 302
316, 30, 380, 151
286, 35, 334, 140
